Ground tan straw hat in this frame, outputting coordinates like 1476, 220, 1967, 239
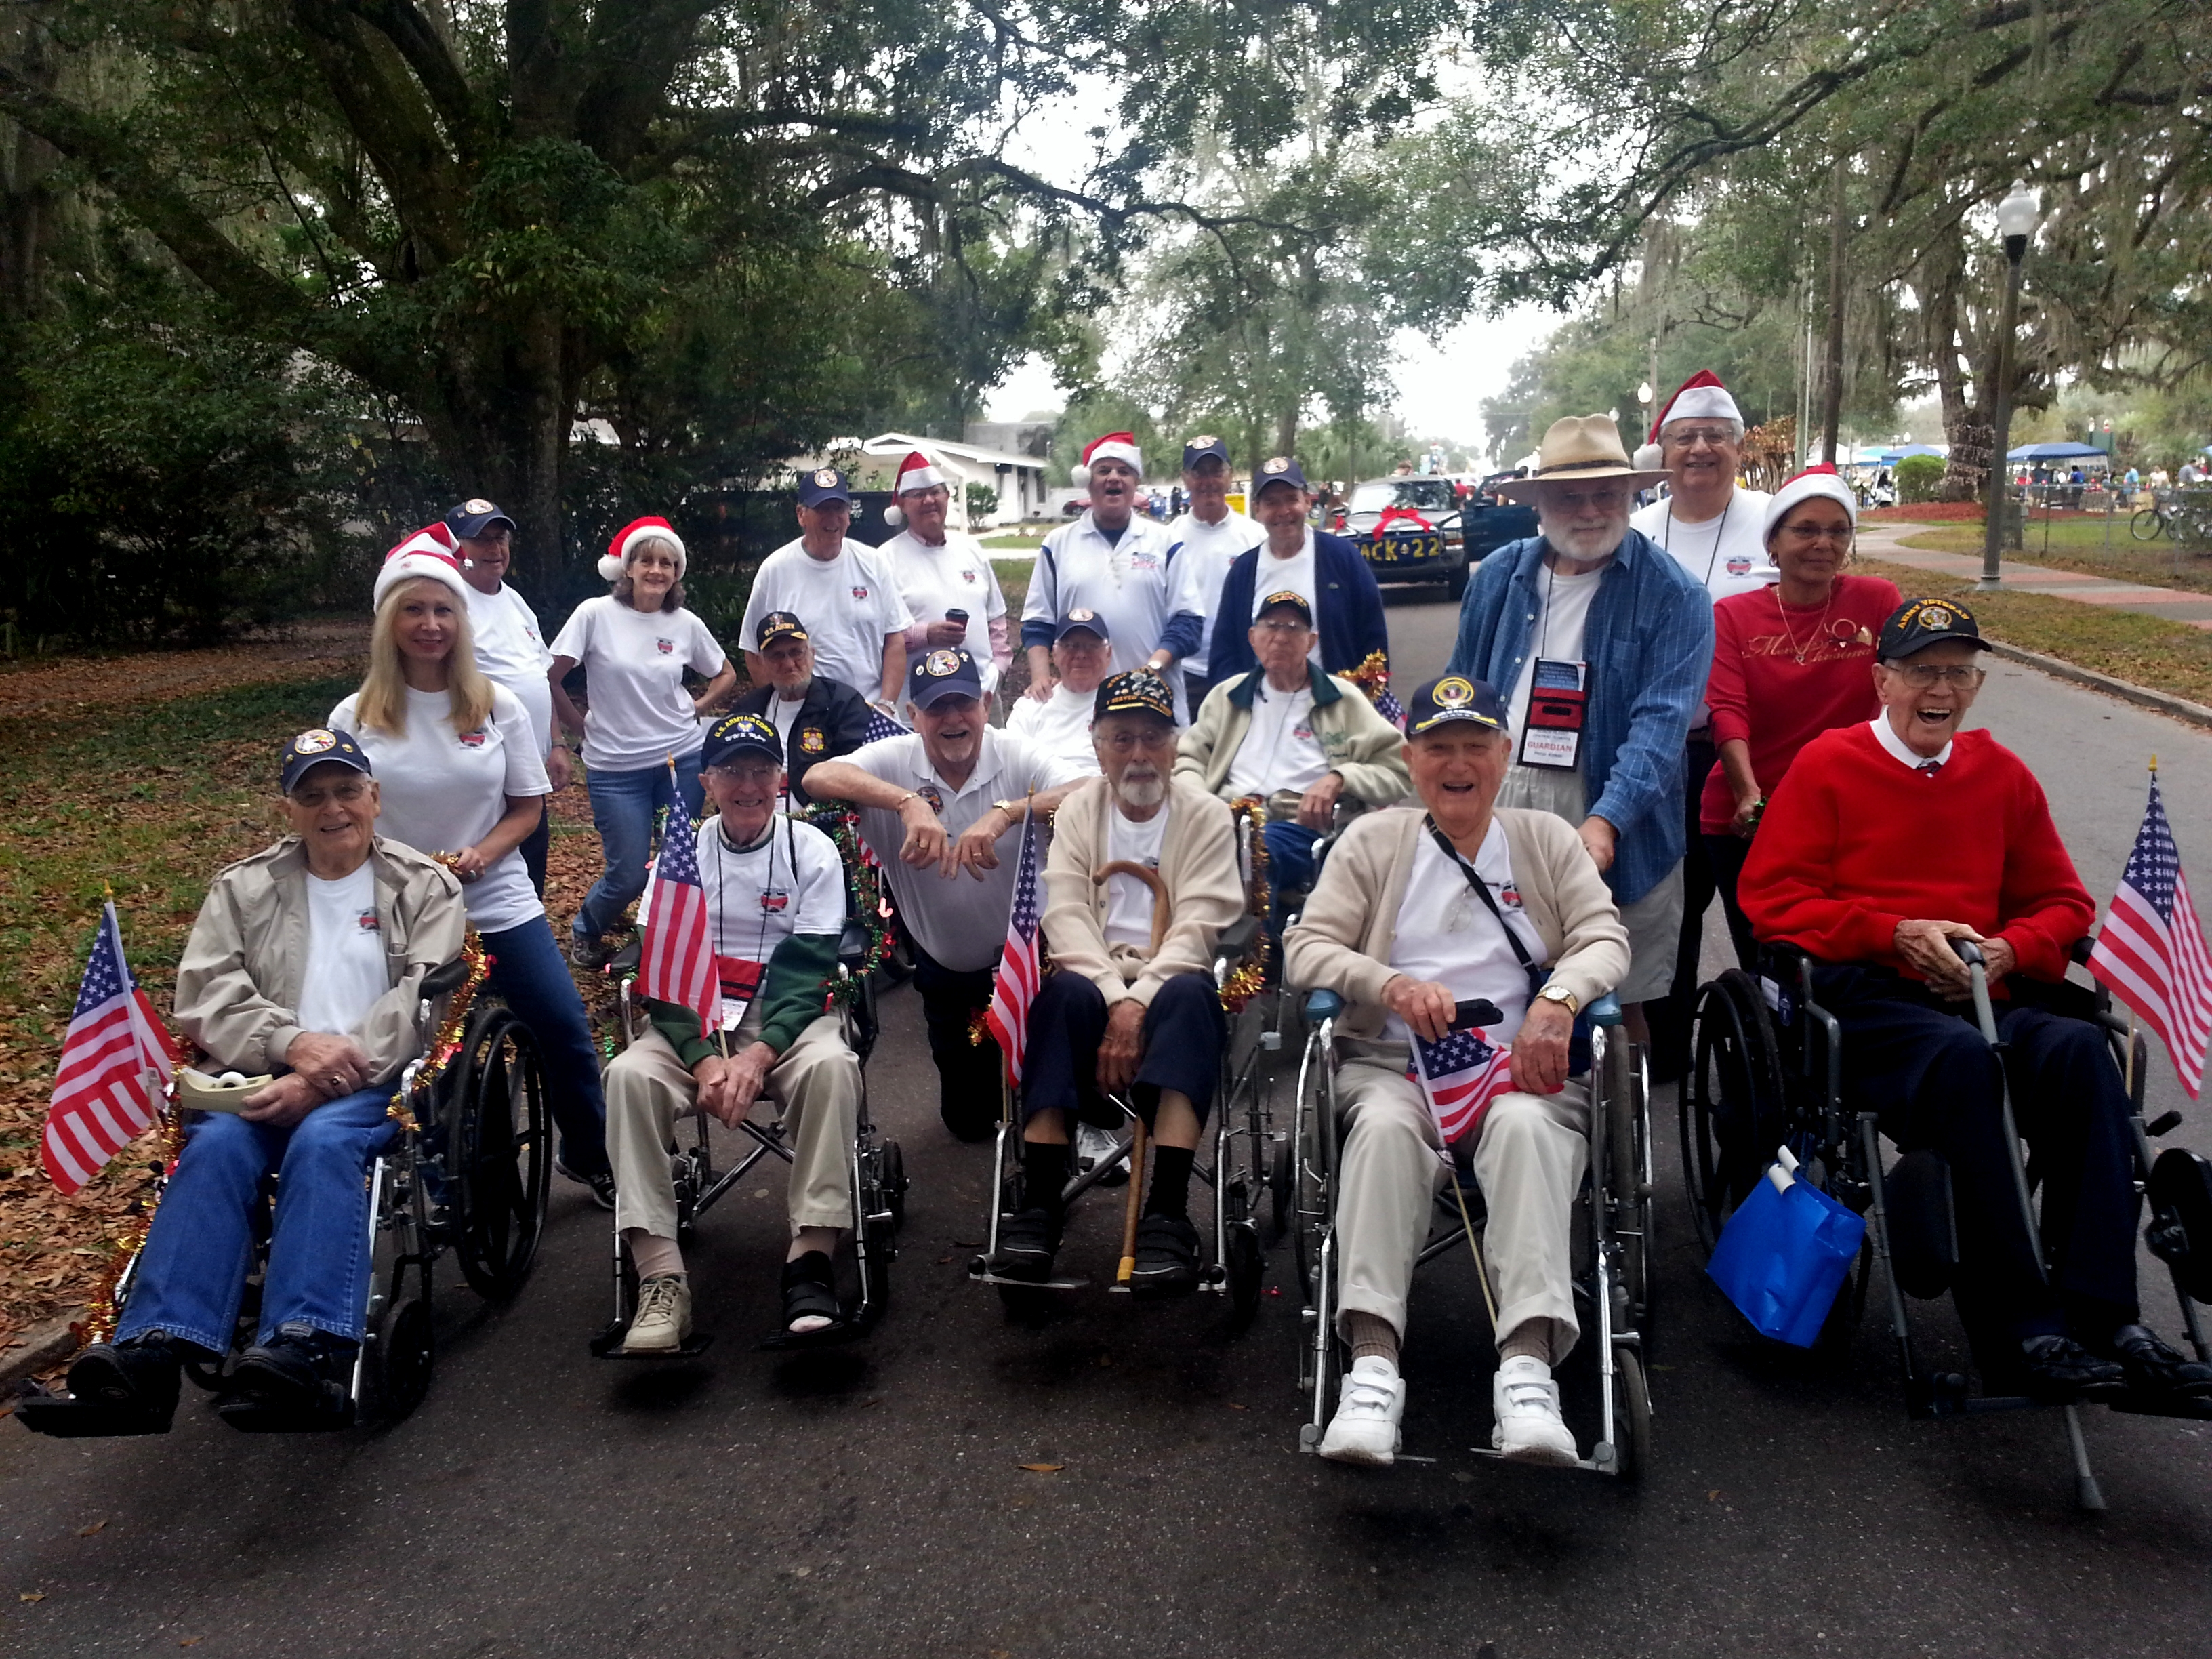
1495, 415, 1669, 502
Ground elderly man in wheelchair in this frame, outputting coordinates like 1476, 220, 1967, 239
1736, 597, 2212, 1404
1285, 676, 1629, 1466
60, 729, 466, 1431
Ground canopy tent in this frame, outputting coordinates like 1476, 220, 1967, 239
1875, 444, 1946, 461
2007, 441, 2106, 462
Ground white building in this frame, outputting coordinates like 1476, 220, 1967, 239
853, 432, 1054, 528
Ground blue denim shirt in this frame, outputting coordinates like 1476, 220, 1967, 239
1445, 527, 1713, 904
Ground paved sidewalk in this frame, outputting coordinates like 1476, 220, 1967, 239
1857, 520, 2212, 629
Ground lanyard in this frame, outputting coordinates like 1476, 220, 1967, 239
1661, 496, 1732, 592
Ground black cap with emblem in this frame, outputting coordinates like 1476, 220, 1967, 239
908, 646, 984, 708
1094, 668, 1177, 725
757, 610, 809, 649
1879, 596, 1993, 661
1181, 435, 1231, 470
1404, 675, 1509, 739
796, 468, 851, 508
444, 498, 514, 539
1254, 589, 1313, 627
703, 712, 783, 769
280, 727, 373, 793
1253, 455, 1311, 497
1054, 607, 1112, 644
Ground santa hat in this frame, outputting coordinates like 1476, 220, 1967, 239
598, 516, 687, 583
372, 522, 471, 610
882, 449, 949, 529
1762, 465, 1859, 544
1649, 370, 1744, 443
1071, 432, 1143, 486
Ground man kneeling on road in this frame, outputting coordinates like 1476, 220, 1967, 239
66, 729, 466, 1428
1176, 590, 1409, 927
1740, 598, 2212, 1404
606, 713, 863, 1351
1286, 678, 1627, 1466
989, 670, 1244, 1294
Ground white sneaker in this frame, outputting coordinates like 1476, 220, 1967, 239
1490, 1355, 1578, 1466
1317, 1356, 1405, 1465
621, 1274, 692, 1353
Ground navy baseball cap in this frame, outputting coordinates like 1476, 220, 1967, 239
1405, 675, 1509, 739
797, 468, 851, 508
444, 498, 514, 540
1879, 596, 1992, 661
1181, 434, 1231, 471
703, 712, 783, 769
1094, 669, 1176, 725
757, 611, 809, 649
280, 727, 373, 794
1252, 455, 1311, 496
909, 647, 984, 709
1054, 607, 1112, 644
1254, 590, 1313, 626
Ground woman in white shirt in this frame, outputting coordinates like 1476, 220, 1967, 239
548, 516, 737, 968
333, 543, 613, 1204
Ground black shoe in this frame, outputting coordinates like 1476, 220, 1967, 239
2016, 1334, 2127, 1404
225, 1326, 354, 1416
987, 1208, 1060, 1282
557, 1159, 616, 1211
1129, 1214, 1201, 1298
779, 1251, 846, 1335
2100, 1324, 2212, 1397
66, 1334, 182, 1428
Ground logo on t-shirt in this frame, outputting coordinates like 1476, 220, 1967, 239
1130, 552, 1159, 571
1500, 884, 1523, 909
961, 568, 977, 583
458, 730, 486, 748
760, 889, 790, 913
656, 638, 674, 655
356, 909, 380, 933
1292, 721, 1315, 741
851, 585, 869, 600
1726, 556, 1752, 576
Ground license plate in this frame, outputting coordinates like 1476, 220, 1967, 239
1368, 533, 1440, 565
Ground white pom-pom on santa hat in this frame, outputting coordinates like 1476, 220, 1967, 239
1761, 464, 1859, 543
884, 448, 950, 529
1648, 370, 1744, 443
1632, 443, 1665, 472
598, 516, 687, 583
372, 523, 472, 610
1070, 431, 1143, 487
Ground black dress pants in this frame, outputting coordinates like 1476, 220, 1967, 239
911, 938, 1004, 1142
1022, 971, 1225, 1128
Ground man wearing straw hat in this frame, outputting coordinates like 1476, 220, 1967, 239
1446, 415, 1711, 1045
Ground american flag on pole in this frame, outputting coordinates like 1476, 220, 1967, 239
43, 903, 177, 1194
1375, 686, 1406, 730
983, 811, 1044, 1084
637, 811, 719, 1032
863, 705, 908, 745
1411, 1026, 1518, 1147
2088, 773, 2212, 1098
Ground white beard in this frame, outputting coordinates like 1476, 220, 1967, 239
1113, 771, 1167, 810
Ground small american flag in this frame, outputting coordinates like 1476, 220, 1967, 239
637, 811, 718, 1033
2089, 773, 2212, 1097
1412, 1025, 1517, 1147
43, 903, 177, 1193
864, 705, 908, 745
1376, 687, 1406, 729
983, 811, 1044, 1084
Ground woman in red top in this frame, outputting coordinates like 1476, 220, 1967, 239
1702, 467, 1900, 968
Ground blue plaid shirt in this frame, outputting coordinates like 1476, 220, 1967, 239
1446, 527, 1713, 904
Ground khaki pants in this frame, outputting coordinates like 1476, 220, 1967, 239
1333, 1044, 1590, 1362
605, 1012, 859, 1242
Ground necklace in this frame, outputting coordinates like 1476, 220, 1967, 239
1775, 586, 1837, 665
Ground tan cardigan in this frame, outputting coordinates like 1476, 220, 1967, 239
1284, 804, 1628, 1041
1042, 774, 1244, 1008
1174, 664, 1411, 806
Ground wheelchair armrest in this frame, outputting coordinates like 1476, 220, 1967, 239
419, 958, 471, 999
1585, 992, 1623, 1028
838, 918, 872, 972
607, 938, 644, 976
1304, 988, 1344, 1023
1214, 912, 1263, 966
2070, 935, 2096, 966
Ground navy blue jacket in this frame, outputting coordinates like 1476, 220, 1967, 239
1206, 532, 1389, 683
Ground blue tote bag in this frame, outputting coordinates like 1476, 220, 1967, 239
1706, 1153, 1866, 1348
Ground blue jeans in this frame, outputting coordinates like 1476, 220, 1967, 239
483, 916, 609, 1176
1263, 819, 1321, 936
575, 755, 703, 943
117, 1088, 397, 1352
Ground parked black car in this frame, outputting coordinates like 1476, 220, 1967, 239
1337, 476, 1471, 598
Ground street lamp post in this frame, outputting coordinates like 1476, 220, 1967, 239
1980, 181, 2040, 590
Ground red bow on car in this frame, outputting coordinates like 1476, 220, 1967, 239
1373, 505, 1435, 535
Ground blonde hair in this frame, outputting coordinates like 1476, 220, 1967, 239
354, 577, 497, 737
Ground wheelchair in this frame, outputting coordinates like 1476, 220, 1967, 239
589, 916, 905, 1357
1683, 936, 2212, 1509
20, 949, 552, 1435
1288, 985, 1655, 1477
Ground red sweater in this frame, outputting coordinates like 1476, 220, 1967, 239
1702, 574, 1900, 832
1738, 722, 2093, 984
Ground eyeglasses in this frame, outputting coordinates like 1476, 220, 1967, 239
1549, 489, 1626, 512
1663, 426, 1738, 449
1099, 729, 1174, 754
1778, 523, 1852, 546
290, 781, 370, 806
1883, 663, 1984, 688
1253, 619, 1311, 634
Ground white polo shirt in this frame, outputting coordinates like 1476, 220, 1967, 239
843, 727, 1090, 971
882, 528, 1008, 694
1165, 508, 1263, 675
1023, 512, 1202, 701
739, 537, 913, 699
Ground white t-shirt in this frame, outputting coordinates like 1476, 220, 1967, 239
296, 862, 389, 1041
739, 539, 912, 699
765, 692, 808, 812
547, 597, 727, 773
1507, 565, 1603, 745
1225, 681, 1328, 797
1004, 682, 1103, 777
843, 727, 1089, 972
1023, 513, 1202, 706
1103, 802, 1171, 950
1631, 490, 1778, 602
1246, 532, 1322, 663
329, 685, 552, 934
463, 582, 554, 756
1166, 508, 1263, 674
882, 529, 1008, 693
1382, 822, 1545, 1046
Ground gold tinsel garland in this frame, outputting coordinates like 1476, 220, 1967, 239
801, 806, 897, 1002
1342, 649, 1395, 706
384, 931, 489, 1133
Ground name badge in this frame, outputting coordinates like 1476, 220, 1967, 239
716, 956, 764, 1031
1518, 658, 1588, 770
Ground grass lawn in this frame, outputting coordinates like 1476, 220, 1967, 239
991, 558, 1033, 613
1854, 555, 2212, 708
1900, 519, 2212, 597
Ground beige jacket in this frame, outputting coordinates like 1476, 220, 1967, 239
173, 836, 468, 1083
1042, 775, 1244, 1009
1284, 804, 1628, 1042
1175, 664, 1411, 808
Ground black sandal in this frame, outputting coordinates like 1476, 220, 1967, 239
773, 1251, 849, 1344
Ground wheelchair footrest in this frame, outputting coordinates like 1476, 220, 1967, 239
216, 1395, 355, 1433
13, 1388, 173, 1439
589, 1322, 715, 1360
2106, 1389, 2212, 1421
757, 1315, 869, 1353
968, 1261, 1091, 1291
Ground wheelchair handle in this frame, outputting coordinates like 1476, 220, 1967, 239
1585, 992, 1623, 1028
1304, 988, 1344, 1023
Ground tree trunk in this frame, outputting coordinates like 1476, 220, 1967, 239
0, 19, 57, 321
1819, 154, 1847, 465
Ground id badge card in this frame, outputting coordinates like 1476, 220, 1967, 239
1518, 659, 1588, 770
715, 956, 764, 1031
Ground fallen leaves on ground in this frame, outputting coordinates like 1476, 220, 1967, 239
1015, 1462, 1065, 1473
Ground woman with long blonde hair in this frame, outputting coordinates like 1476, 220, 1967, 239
330, 532, 612, 1206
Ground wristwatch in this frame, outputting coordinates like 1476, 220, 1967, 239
991, 798, 1029, 817
1538, 983, 1579, 1015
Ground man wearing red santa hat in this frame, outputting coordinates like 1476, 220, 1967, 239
878, 449, 1014, 697
1020, 432, 1206, 718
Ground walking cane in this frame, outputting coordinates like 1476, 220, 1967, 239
1096, 861, 1172, 1288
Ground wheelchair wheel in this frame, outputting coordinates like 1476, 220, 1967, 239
1610, 1348, 1652, 1483
1269, 1136, 1295, 1242
451, 1004, 552, 1300
1223, 1183, 1264, 1327
365, 1292, 434, 1424
1602, 1031, 1653, 1330
1684, 971, 1784, 1256
877, 1139, 908, 1231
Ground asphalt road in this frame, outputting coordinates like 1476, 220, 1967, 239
6, 583, 2211, 1659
